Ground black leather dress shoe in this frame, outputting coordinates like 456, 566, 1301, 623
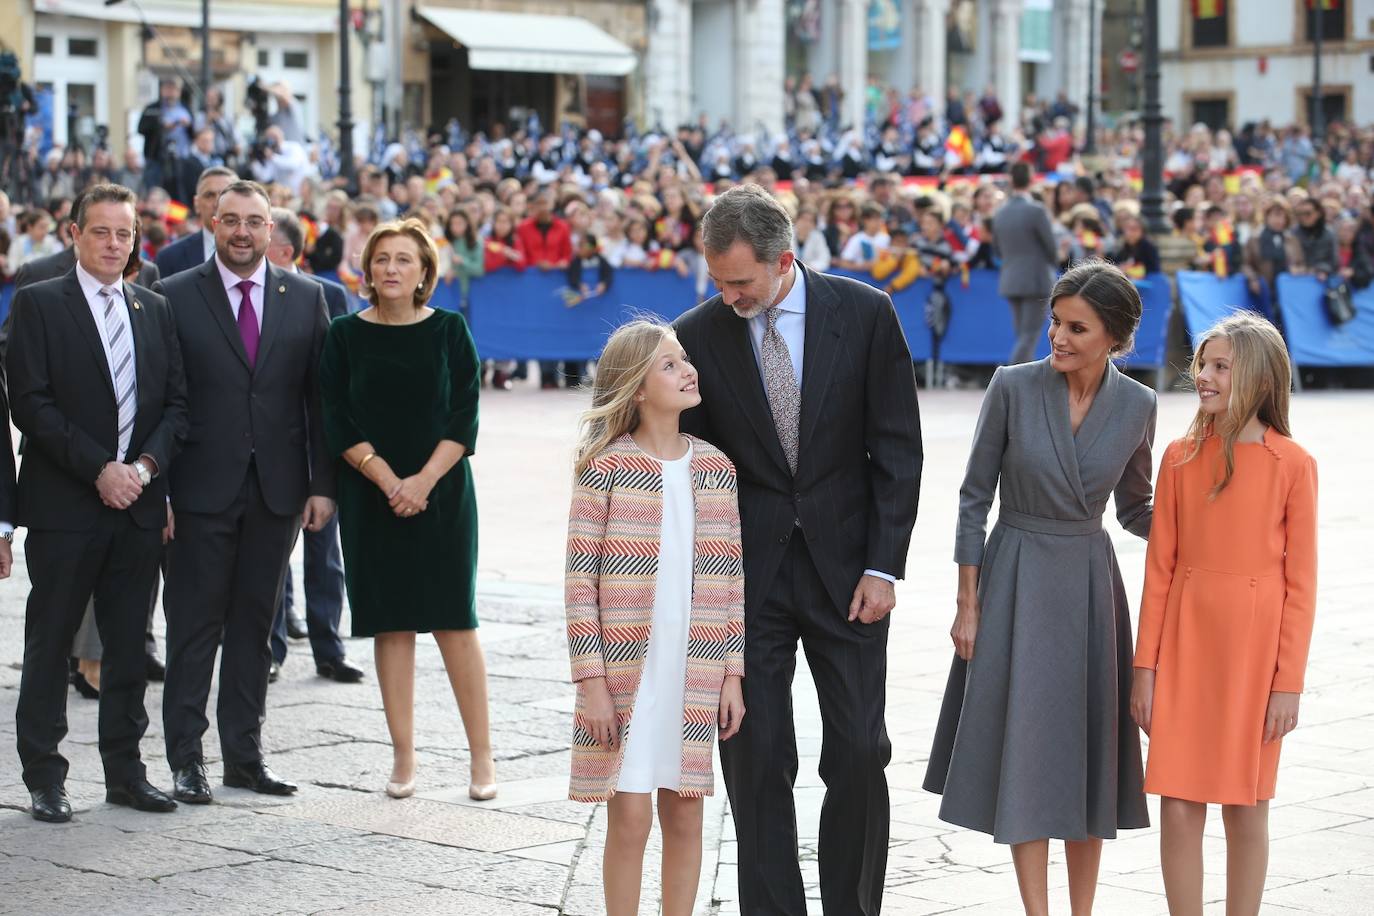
223, 761, 297, 795
107, 778, 177, 813
30, 786, 72, 823
286, 615, 309, 640
146, 655, 166, 682
268, 661, 281, 683
316, 657, 365, 683
172, 760, 213, 804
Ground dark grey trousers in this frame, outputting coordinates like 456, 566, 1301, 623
1008, 296, 1047, 364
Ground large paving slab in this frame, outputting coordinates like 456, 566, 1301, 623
1, 385, 1370, 914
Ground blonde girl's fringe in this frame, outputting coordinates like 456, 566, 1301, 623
572, 317, 675, 477
1178, 312, 1293, 497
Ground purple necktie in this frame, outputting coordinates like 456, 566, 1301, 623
235, 279, 259, 367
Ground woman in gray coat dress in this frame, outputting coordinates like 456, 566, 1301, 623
924, 261, 1156, 915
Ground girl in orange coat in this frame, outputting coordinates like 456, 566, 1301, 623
1131, 313, 1318, 916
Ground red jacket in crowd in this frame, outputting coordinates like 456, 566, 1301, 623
516, 216, 573, 268
484, 234, 527, 271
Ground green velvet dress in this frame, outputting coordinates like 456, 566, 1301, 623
319, 310, 480, 636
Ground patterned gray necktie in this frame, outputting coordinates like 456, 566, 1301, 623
99, 285, 136, 461
761, 307, 800, 474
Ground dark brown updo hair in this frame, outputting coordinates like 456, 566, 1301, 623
1049, 259, 1142, 356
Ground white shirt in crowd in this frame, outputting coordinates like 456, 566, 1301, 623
839, 230, 890, 264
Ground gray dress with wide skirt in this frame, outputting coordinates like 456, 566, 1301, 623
923, 358, 1156, 845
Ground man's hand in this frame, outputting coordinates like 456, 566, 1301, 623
96, 462, 143, 510
162, 503, 176, 545
848, 574, 896, 624
302, 496, 336, 532
0, 540, 12, 579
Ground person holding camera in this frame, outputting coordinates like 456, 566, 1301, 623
137, 79, 192, 196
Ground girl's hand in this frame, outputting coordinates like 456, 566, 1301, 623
1264, 690, 1301, 744
718, 675, 745, 741
1131, 668, 1155, 735
577, 677, 619, 751
951, 596, 979, 661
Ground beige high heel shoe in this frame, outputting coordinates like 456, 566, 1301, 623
467, 782, 497, 801
385, 779, 415, 799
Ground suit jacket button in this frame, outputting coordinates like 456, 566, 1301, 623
777, 534, 788, 545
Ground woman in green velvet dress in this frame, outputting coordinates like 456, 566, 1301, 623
319, 217, 497, 801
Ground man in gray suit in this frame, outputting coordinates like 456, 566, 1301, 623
993, 162, 1060, 364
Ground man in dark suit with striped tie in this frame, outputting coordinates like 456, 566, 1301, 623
8, 183, 189, 823
674, 184, 923, 915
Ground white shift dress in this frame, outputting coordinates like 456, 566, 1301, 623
616, 443, 694, 794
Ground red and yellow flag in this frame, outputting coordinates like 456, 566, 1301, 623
165, 199, 189, 224
1193, 0, 1225, 18
945, 126, 974, 168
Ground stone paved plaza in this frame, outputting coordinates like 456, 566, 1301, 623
1, 384, 1371, 915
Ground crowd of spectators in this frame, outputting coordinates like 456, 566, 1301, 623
3, 73, 1373, 388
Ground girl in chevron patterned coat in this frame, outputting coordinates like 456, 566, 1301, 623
565, 319, 746, 916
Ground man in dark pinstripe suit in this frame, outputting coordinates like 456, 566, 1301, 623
675, 184, 922, 915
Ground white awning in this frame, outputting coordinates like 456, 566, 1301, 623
35, 0, 337, 34
416, 6, 637, 76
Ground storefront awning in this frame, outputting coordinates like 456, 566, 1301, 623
416, 6, 637, 76
34, 0, 336, 34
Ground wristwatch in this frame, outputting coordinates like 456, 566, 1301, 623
132, 459, 153, 487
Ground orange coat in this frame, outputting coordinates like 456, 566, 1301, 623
1134, 432, 1318, 805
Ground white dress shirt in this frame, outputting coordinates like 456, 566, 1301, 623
201, 228, 217, 264
215, 255, 267, 328
75, 261, 137, 462
744, 265, 895, 584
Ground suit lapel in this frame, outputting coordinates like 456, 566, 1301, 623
195, 259, 251, 369
254, 264, 289, 371
63, 276, 115, 398
1039, 358, 1087, 510
711, 301, 791, 477
797, 265, 843, 458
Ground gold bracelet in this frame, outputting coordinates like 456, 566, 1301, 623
357, 452, 378, 474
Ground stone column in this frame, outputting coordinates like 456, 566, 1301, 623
989, 0, 1022, 126
1057, 0, 1090, 118
735, 0, 787, 134
889, 0, 920, 90
913, 0, 949, 110
837, 0, 867, 129
647, 0, 692, 129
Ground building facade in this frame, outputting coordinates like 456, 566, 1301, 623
1160, 0, 1374, 130
3, 0, 364, 156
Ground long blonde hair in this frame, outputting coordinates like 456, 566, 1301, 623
573, 319, 675, 476
1179, 312, 1292, 496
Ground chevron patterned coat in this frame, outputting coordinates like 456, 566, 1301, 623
565, 434, 746, 802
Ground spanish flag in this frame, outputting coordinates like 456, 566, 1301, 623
945, 125, 975, 168
1193, 0, 1225, 18
1211, 221, 1233, 278
1124, 262, 1147, 280
1305, 0, 1337, 10
165, 199, 189, 224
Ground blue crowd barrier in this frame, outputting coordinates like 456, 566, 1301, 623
1275, 274, 1374, 368
457, 268, 702, 361
0, 283, 13, 329
0, 268, 1175, 370
1176, 271, 1269, 340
